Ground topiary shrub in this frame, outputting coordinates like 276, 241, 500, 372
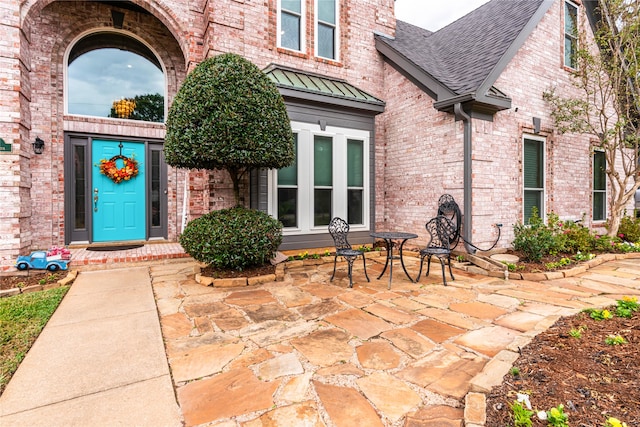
164, 53, 294, 206
179, 207, 282, 270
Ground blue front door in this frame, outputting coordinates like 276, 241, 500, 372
91, 140, 146, 242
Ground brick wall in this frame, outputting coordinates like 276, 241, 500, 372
0, 0, 393, 268
375, 0, 630, 251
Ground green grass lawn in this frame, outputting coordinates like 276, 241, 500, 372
0, 287, 69, 394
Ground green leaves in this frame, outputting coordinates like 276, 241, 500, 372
165, 53, 294, 174
178, 207, 283, 270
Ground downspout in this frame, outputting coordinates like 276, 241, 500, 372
454, 103, 475, 254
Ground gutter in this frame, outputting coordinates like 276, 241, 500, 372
454, 103, 475, 254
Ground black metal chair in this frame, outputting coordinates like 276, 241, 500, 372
416, 215, 456, 286
437, 194, 462, 250
328, 217, 370, 288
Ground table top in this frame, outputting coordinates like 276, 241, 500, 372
370, 231, 418, 240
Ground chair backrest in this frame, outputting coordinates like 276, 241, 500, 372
437, 194, 461, 249
425, 215, 454, 251
328, 217, 352, 251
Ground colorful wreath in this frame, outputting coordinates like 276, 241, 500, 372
98, 155, 139, 184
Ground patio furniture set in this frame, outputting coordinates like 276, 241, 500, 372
328, 195, 460, 289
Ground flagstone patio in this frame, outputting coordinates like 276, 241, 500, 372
146, 253, 640, 426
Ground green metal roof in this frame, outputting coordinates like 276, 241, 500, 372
264, 65, 385, 111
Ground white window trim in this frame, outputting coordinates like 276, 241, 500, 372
269, 121, 370, 235
277, 0, 305, 52
564, 0, 579, 69
523, 134, 546, 223
314, 0, 339, 60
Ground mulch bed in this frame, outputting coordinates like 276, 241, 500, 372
0, 271, 66, 291
485, 307, 640, 426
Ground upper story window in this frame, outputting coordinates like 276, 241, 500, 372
279, 0, 304, 52
316, 0, 338, 60
564, 0, 578, 69
67, 32, 165, 122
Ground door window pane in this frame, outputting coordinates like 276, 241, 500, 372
151, 150, 161, 227
74, 145, 86, 230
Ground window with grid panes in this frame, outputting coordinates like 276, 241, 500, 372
271, 123, 369, 234
316, 0, 338, 59
564, 1, 578, 69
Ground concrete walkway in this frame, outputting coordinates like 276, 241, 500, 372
0, 267, 182, 427
2, 255, 640, 426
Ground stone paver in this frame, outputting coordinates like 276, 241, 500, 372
455, 325, 520, 357
291, 328, 353, 366
356, 341, 402, 369
380, 328, 436, 359
242, 402, 324, 427
169, 342, 245, 383
177, 368, 280, 426
314, 381, 384, 427
141, 256, 640, 426
325, 308, 392, 339
357, 372, 422, 422
410, 318, 465, 343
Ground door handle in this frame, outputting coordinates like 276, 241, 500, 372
93, 188, 99, 212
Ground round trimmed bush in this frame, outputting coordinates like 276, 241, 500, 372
179, 207, 282, 270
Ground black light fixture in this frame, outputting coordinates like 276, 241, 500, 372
32, 137, 45, 154
533, 117, 541, 134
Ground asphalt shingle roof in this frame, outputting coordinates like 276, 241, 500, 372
379, 0, 546, 96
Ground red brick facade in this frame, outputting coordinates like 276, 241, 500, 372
0, 0, 626, 269
0, 0, 394, 269
376, 1, 631, 249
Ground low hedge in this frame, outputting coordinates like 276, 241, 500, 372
179, 207, 282, 270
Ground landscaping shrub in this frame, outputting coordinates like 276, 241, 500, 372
513, 208, 557, 261
179, 207, 282, 270
512, 209, 640, 262
617, 214, 640, 243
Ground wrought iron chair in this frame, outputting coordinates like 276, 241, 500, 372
328, 217, 370, 288
416, 215, 456, 286
437, 194, 462, 250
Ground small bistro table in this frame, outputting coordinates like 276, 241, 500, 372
369, 231, 418, 289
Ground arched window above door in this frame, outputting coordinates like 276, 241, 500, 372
67, 32, 165, 123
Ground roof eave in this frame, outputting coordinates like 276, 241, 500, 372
375, 36, 456, 101
476, 0, 555, 96
276, 86, 386, 114
434, 92, 512, 115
